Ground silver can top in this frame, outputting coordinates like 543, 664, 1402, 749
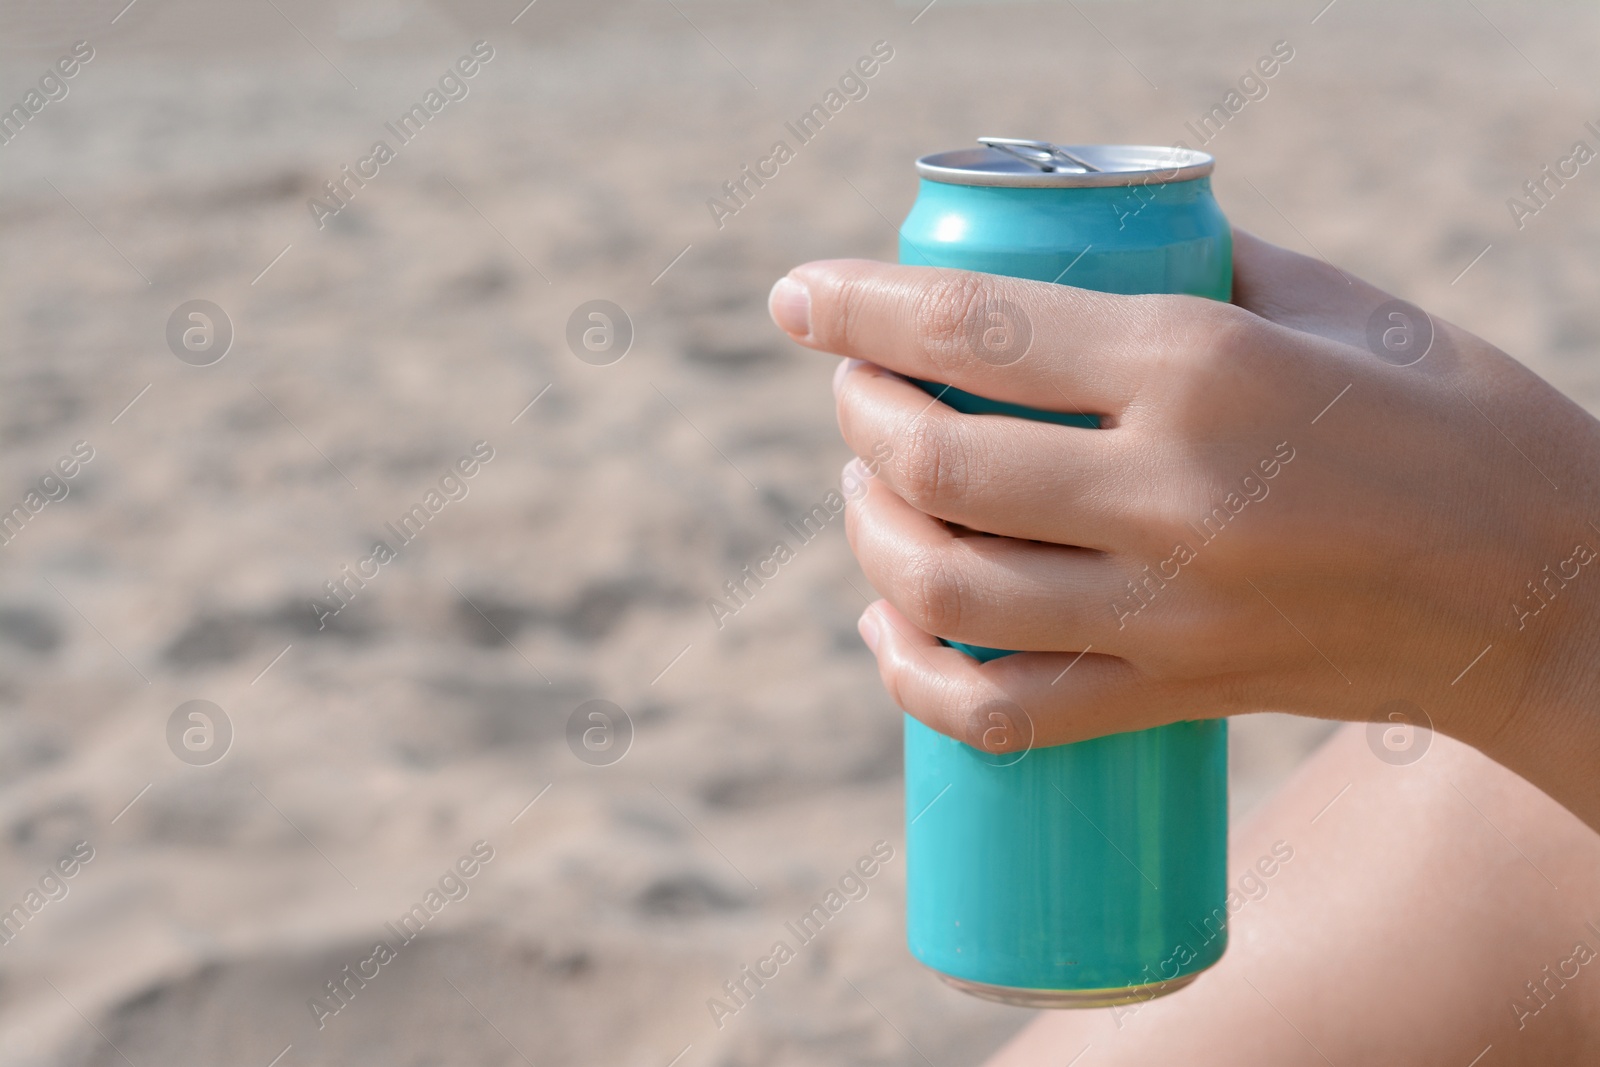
916, 138, 1214, 188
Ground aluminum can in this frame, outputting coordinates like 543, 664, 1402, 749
898, 140, 1231, 1007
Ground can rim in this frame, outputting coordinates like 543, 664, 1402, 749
916, 143, 1214, 188
936, 968, 1206, 1009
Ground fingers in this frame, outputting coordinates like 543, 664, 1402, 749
857, 600, 1181, 750
844, 467, 1144, 653
770, 258, 1218, 416
836, 359, 1141, 547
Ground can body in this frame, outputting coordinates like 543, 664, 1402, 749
899, 159, 1232, 1006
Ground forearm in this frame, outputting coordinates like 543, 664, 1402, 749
982, 723, 1600, 1067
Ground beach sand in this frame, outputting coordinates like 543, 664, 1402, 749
0, 0, 1596, 1063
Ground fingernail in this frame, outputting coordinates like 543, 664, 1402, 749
832, 357, 862, 398
857, 607, 881, 654
768, 276, 811, 338
842, 457, 866, 499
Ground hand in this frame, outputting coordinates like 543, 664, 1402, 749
768, 231, 1600, 830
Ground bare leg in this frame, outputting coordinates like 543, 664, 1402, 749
982, 723, 1600, 1067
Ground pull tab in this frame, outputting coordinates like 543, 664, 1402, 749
978, 137, 1102, 174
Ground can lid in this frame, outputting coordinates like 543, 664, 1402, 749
915, 139, 1213, 188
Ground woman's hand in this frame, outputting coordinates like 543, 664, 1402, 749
769, 230, 1600, 830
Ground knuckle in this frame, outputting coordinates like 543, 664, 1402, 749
896, 414, 970, 511
912, 272, 990, 366
1117, 501, 1183, 555
1202, 673, 1257, 718
1127, 298, 1266, 415
902, 543, 967, 638
1136, 296, 1258, 378
950, 692, 1006, 751
1187, 299, 1261, 369
951, 709, 988, 751
830, 272, 873, 351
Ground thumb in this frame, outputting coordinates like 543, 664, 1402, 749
1231, 228, 1396, 350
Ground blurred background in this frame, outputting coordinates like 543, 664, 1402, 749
1, 0, 1597, 1063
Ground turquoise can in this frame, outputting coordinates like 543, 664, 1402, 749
898, 141, 1231, 1007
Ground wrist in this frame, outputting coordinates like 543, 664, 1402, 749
1463, 561, 1600, 830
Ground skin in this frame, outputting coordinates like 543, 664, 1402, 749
766, 230, 1600, 1062
767, 231, 1600, 833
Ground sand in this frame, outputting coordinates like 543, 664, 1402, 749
0, 0, 1596, 1063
